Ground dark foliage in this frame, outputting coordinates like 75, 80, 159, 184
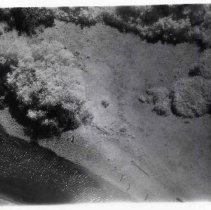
0, 32, 91, 139
10, 8, 55, 34
57, 7, 99, 28
0, 8, 55, 34
103, 5, 211, 49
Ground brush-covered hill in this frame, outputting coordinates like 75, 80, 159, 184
0, 6, 211, 203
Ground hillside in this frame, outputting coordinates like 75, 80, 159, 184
0, 123, 132, 204
38, 21, 211, 201
0, 6, 211, 203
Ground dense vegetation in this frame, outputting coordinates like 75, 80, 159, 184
0, 5, 211, 137
0, 8, 55, 34
189, 49, 211, 78
103, 5, 210, 47
56, 5, 211, 49
55, 7, 105, 28
0, 29, 91, 138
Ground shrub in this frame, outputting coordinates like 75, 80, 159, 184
101, 100, 109, 108
146, 87, 171, 116
56, 7, 103, 28
116, 5, 171, 25
0, 31, 32, 97
171, 77, 211, 117
55, 7, 116, 28
138, 16, 192, 44
102, 5, 211, 48
189, 49, 211, 79
0, 33, 90, 138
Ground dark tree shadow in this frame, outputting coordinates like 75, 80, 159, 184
0, 125, 103, 204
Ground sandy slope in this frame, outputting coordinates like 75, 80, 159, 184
0, 123, 132, 204
1, 20, 211, 202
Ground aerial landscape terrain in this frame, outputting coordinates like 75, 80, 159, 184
0, 5, 211, 204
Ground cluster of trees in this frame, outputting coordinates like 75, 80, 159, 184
0, 30, 91, 138
103, 5, 211, 48
1, 6, 211, 46
55, 5, 211, 49
55, 7, 115, 28
0, 8, 55, 34
189, 49, 211, 79
55, 7, 100, 27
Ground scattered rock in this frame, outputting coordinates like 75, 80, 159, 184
146, 87, 170, 104
146, 87, 171, 116
152, 101, 170, 116
184, 120, 191, 124
101, 100, 109, 108
189, 50, 211, 79
189, 62, 211, 79
171, 77, 211, 118
138, 94, 152, 104
119, 127, 127, 133
142, 76, 211, 118
176, 197, 183, 202
138, 94, 147, 103
74, 51, 80, 56
66, 135, 75, 143
189, 63, 203, 76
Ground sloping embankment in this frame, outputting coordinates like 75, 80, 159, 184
0, 20, 211, 203
0, 124, 132, 204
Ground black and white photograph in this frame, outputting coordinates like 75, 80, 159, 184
0, 2, 211, 205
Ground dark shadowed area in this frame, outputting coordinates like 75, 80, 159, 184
0, 124, 132, 204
